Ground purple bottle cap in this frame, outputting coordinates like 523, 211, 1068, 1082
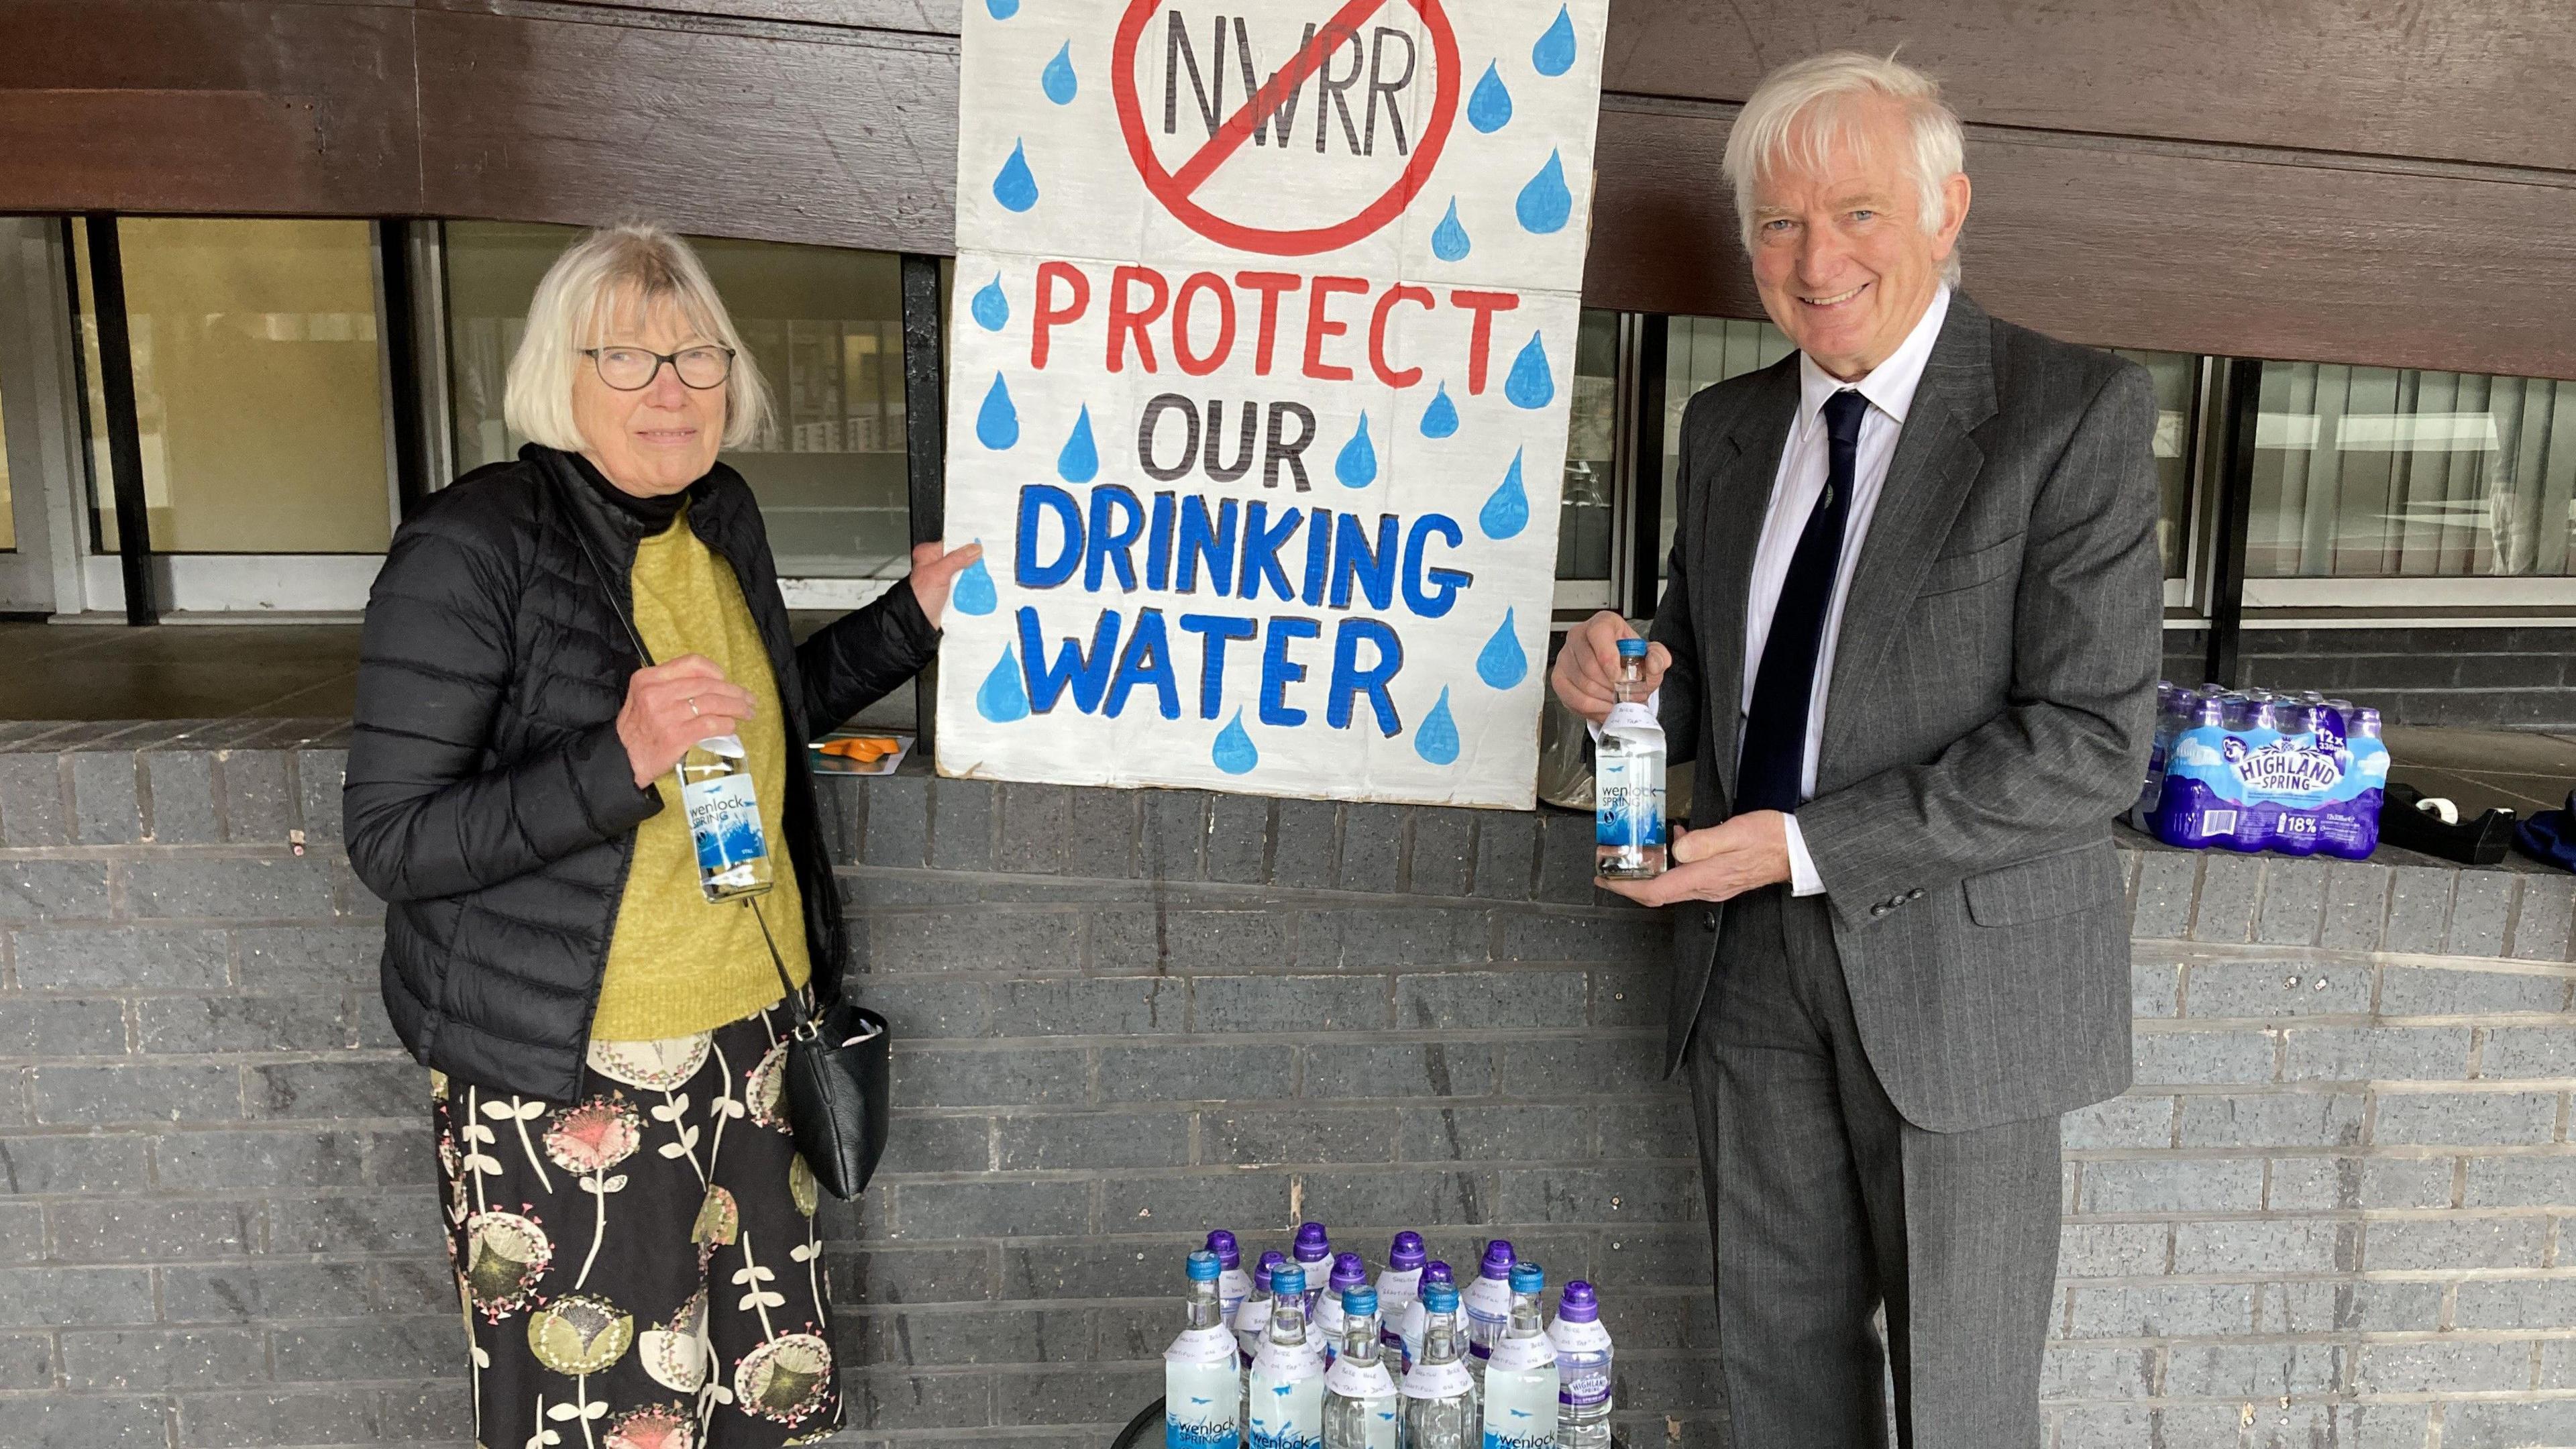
1331, 1251, 1368, 1289
1556, 1281, 1599, 1323
1293, 1221, 1332, 1262
1255, 1249, 1287, 1290
1424, 1260, 1454, 1287
1203, 1230, 1241, 1271
1389, 1231, 1427, 1270
1479, 1240, 1517, 1279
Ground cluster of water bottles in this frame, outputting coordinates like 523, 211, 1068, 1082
2132, 682, 2390, 857
1164, 1224, 1615, 1449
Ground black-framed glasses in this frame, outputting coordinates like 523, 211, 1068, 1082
583, 345, 735, 391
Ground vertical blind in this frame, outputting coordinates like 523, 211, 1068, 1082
2250, 362, 2576, 579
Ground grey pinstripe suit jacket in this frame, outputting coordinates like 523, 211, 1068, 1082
1652, 292, 2165, 1132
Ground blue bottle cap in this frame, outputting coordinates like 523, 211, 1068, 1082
1615, 637, 1648, 657
1422, 1281, 1460, 1313
1342, 1286, 1379, 1318
1187, 1250, 1220, 1283
1271, 1264, 1306, 1298
1509, 1260, 1544, 1294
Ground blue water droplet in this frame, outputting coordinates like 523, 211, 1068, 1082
1504, 333, 1554, 410
1479, 449, 1530, 539
1467, 62, 1513, 133
1212, 709, 1258, 775
976, 644, 1030, 722
985, 0, 1017, 17
1041, 42, 1078, 104
1419, 383, 1458, 439
953, 543, 997, 616
1414, 687, 1461, 765
1057, 405, 1099, 483
992, 140, 1040, 213
1532, 4, 1576, 76
1335, 413, 1377, 488
970, 273, 1008, 331
975, 372, 1020, 449
1430, 199, 1471, 262
1477, 609, 1528, 689
1516, 149, 1572, 234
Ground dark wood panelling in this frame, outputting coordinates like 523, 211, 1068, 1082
1602, 0, 2576, 176
527, 0, 961, 35
1, 0, 2571, 381
0, 1, 421, 215
1584, 101, 2576, 382
412, 7, 957, 256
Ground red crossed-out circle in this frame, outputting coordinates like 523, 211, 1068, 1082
1110, 0, 1460, 256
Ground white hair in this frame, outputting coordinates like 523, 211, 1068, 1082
502, 222, 775, 453
1722, 51, 1967, 285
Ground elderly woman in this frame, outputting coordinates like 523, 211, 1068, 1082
344, 223, 973, 1448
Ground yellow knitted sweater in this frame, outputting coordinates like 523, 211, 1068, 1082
588, 507, 812, 1041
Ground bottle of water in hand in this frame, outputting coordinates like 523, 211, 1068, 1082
1595, 639, 1667, 879
679, 734, 773, 902
1163, 1250, 1242, 1449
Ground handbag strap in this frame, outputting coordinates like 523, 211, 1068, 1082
552, 464, 819, 1041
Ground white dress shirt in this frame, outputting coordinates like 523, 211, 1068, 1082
1756, 286, 1953, 894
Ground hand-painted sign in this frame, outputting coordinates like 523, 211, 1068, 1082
938, 0, 1608, 807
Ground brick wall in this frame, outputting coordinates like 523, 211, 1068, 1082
2163, 627, 2576, 730
4, 723, 2576, 1448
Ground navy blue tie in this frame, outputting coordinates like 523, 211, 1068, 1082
1737, 388, 1870, 814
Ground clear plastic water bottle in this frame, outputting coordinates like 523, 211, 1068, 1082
1321, 1287, 1400, 1449
1238, 1252, 1285, 1366
1398, 1260, 1454, 1373
1205, 1230, 1250, 1329
1595, 639, 1667, 879
1546, 1280, 1612, 1449
1313, 1253, 1367, 1366
1482, 1261, 1558, 1449
1462, 1240, 1517, 1383
1291, 1222, 1334, 1313
678, 734, 773, 901
1375, 1232, 1426, 1369
1166, 1250, 1243, 1449
1399, 1281, 1479, 1449
1249, 1263, 1326, 1449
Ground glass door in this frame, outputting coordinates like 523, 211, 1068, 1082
71, 217, 398, 613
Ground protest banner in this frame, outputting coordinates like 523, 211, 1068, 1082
937, 0, 1609, 807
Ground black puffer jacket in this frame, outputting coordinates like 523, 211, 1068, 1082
345, 444, 935, 1100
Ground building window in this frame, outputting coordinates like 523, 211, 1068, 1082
2114, 349, 2202, 586
1552, 308, 1623, 608
442, 222, 912, 599
72, 218, 394, 554
1659, 315, 1795, 579
2245, 361, 2576, 606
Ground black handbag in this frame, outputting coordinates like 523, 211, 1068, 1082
561, 480, 893, 1199
746, 904, 892, 1200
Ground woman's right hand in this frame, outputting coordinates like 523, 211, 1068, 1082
617, 654, 757, 789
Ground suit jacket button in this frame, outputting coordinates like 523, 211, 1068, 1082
1907, 888, 1925, 901
1701, 910, 1719, 933
1870, 903, 1892, 918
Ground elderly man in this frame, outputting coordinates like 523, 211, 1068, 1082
1550, 52, 2161, 1446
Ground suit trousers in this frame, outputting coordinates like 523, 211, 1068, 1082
1688, 885, 2061, 1449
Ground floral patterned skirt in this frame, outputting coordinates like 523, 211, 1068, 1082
434, 994, 841, 1449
